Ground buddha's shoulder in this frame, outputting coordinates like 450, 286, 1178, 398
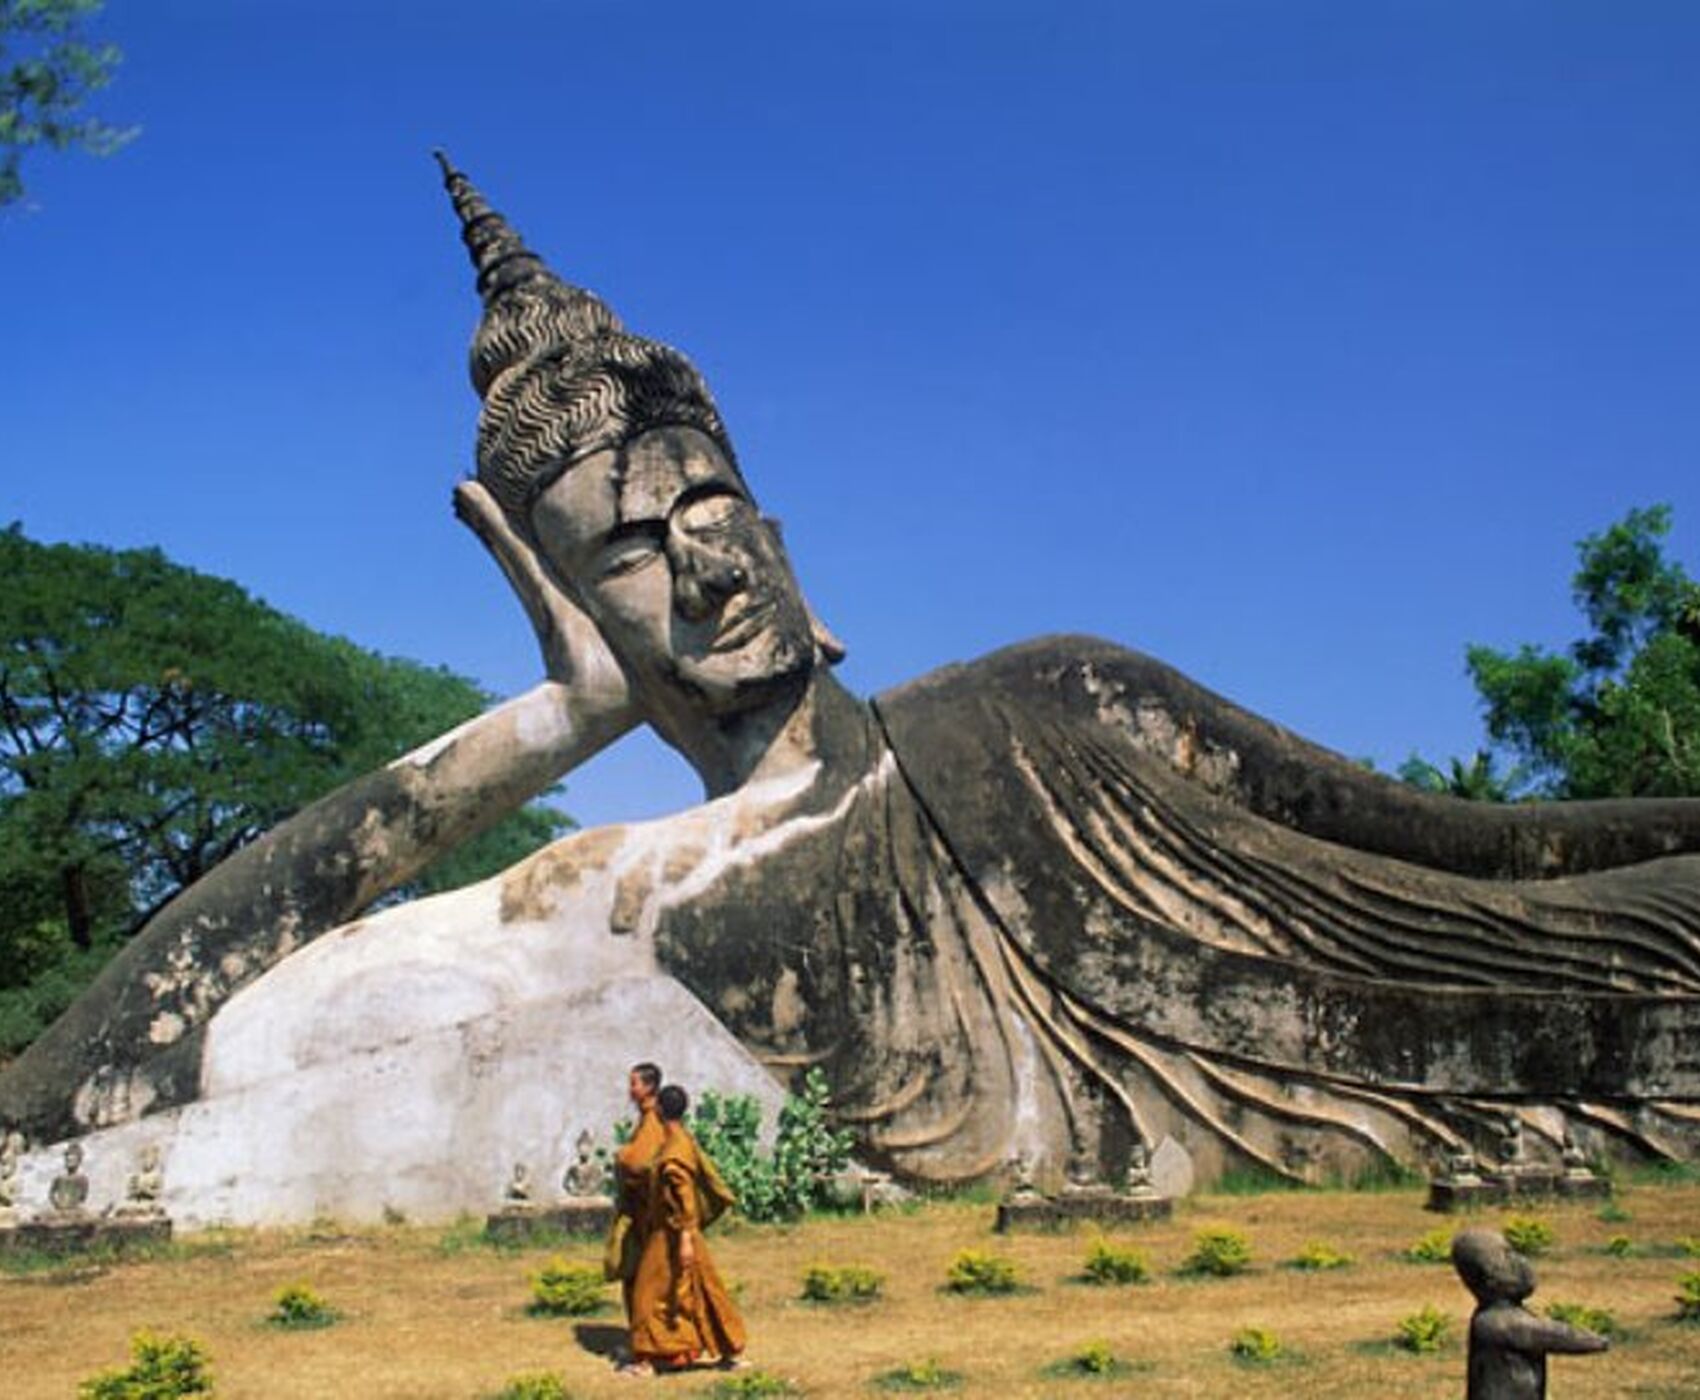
874, 634, 1241, 729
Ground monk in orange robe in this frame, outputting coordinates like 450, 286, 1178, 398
607, 1062, 664, 1321
624, 1083, 745, 1374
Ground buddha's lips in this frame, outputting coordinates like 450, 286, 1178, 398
709, 600, 773, 653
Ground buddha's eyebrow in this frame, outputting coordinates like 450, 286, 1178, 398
669, 480, 744, 517
602, 516, 667, 545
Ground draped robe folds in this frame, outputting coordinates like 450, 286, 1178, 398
654, 637, 1700, 1186
628, 1128, 744, 1366
612, 1109, 664, 1308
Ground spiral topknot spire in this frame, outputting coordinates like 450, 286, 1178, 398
434, 151, 739, 524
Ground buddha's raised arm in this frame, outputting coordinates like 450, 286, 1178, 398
0, 483, 641, 1143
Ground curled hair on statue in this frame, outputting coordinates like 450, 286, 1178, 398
436, 151, 743, 532
657, 1084, 690, 1121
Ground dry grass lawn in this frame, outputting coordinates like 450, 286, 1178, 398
4, 1181, 1700, 1397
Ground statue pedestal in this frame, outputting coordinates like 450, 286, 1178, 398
484, 1197, 616, 1245
0, 1216, 171, 1257
1426, 1177, 1496, 1212
995, 1190, 1172, 1233
1484, 1167, 1560, 1202
1556, 1172, 1611, 1201
1428, 1167, 1571, 1212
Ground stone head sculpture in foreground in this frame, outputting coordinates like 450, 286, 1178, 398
1452, 1228, 1607, 1398
1, 157, 1698, 1222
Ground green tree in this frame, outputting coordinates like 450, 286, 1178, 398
1, 0, 132, 206
0, 525, 569, 1045
1405, 505, 1700, 800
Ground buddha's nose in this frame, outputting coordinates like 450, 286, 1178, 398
671, 539, 747, 622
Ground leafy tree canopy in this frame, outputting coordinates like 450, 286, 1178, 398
0, 524, 569, 1046
1401, 505, 1700, 801
1, 0, 132, 206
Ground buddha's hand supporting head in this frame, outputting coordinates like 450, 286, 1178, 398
454, 476, 630, 708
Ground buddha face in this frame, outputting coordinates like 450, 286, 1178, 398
530, 426, 819, 723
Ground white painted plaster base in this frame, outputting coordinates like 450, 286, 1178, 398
11, 976, 779, 1230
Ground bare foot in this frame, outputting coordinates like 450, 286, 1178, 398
616, 1361, 655, 1378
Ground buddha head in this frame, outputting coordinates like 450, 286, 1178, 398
436, 155, 841, 753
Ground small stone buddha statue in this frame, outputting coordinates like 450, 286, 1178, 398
46, 1141, 91, 1220
1559, 1129, 1593, 1180
111, 1144, 166, 1220
1004, 1151, 1042, 1203
1121, 1141, 1159, 1199
1446, 1144, 1484, 1185
505, 1161, 534, 1206
0, 1129, 22, 1227
561, 1129, 608, 1199
1493, 1114, 1526, 1174
1060, 1140, 1111, 1198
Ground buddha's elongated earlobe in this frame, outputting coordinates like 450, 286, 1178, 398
764, 515, 846, 665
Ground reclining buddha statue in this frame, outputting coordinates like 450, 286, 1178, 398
1, 155, 1696, 1218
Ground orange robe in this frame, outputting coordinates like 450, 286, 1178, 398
612, 1108, 664, 1313
628, 1127, 745, 1367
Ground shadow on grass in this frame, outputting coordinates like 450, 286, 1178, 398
572, 1321, 627, 1359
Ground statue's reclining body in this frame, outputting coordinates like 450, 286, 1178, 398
2, 160, 1695, 1217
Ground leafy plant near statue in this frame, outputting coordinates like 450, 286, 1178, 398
687, 1067, 855, 1223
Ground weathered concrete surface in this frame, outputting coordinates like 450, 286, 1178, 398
0, 682, 634, 1144
655, 638, 1700, 1189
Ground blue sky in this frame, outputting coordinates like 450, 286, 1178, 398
5, 2, 1696, 828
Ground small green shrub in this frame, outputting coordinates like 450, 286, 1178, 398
1288, 1241, 1353, 1271
1676, 1270, 1700, 1322
1228, 1327, 1282, 1364
1180, 1227, 1253, 1278
1064, 1339, 1120, 1376
704, 1372, 800, 1398
488, 1374, 571, 1400
526, 1258, 608, 1316
1394, 1304, 1451, 1354
1502, 1216, 1554, 1257
1605, 1235, 1635, 1258
1545, 1301, 1617, 1337
78, 1331, 213, 1399
1403, 1228, 1453, 1264
1678, 1236, 1700, 1258
799, 1262, 884, 1304
944, 1248, 1021, 1295
872, 1357, 961, 1391
267, 1281, 340, 1330
1596, 1200, 1631, 1224
1047, 1332, 1128, 1379
1081, 1237, 1148, 1285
